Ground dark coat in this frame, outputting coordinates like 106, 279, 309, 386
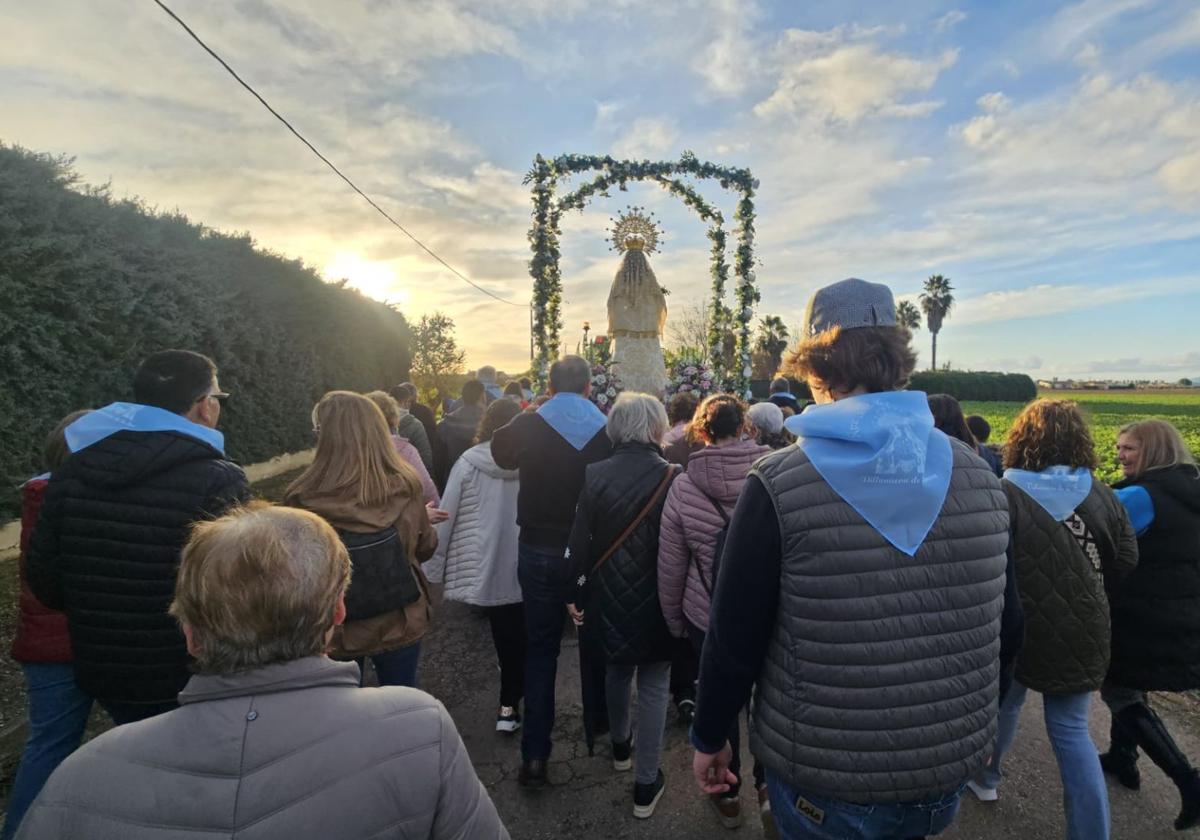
438, 403, 485, 479
768, 393, 803, 414
568, 443, 678, 665
27, 430, 248, 703
1006, 478, 1138, 695
1109, 465, 1200, 691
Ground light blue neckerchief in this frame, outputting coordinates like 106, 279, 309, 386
66, 402, 226, 455
483, 383, 504, 402
784, 391, 953, 556
537, 392, 607, 451
1004, 466, 1093, 522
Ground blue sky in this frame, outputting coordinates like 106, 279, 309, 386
3, 0, 1198, 378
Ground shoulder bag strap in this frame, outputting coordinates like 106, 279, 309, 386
691, 487, 729, 596
591, 465, 677, 576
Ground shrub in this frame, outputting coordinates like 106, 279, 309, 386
907, 370, 1038, 402
0, 145, 411, 518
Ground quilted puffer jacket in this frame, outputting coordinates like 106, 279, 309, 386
658, 439, 770, 636
1006, 477, 1138, 695
426, 442, 522, 607
27, 430, 248, 703
15, 657, 508, 839
568, 442, 679, 665
1109, 465, 1200, 691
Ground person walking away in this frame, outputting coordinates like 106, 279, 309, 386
663, 391, 699, 448
503, 380, 529, 408
365, 390, 440, 507
426, 398, 526, 733
928, 394, 1002, 476
16, 504, 508, 839
27, 350, 249, 726
478, 365, 504, 403
440, 380, 487, 478
567, 393, 679, 819
658, 394, 770, 830
747, 401, 791, 450
520, 377, 535, 402
967, 399, 1137, 840
491, 355, 612, 787
388, 382, 435, 474
2, 411, 92, 840
966, 414, 1004, 475
286, 391, 439, 689
766, 377, 802, 415
690, 278, 1013, 840
1101, 419, 1200, 831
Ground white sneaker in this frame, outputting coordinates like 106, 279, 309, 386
966, 779, 998, 802
495, 706, 521, 733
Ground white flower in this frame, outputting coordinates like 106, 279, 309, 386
597, 393, 608, 404
607, 387, 616, 397
595, 374, 607, 385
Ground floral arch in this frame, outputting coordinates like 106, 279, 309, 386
524, 151, 759, 397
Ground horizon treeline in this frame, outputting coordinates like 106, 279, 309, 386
0, 144, 412, 519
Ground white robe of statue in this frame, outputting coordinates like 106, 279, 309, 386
608, 248, 668, 397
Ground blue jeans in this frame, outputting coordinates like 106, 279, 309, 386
1, 664, 93, 840
977, 682, 1109, 840
766, 773, 961, 839
356, 642, 422, 688
518, 542, 571, 761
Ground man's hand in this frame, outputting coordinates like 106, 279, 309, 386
566, 603, 585, 627
693, 742, 737, 795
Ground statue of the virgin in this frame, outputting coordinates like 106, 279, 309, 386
606, 208, 668, 397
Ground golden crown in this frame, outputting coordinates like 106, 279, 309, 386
608, 206, 663, 255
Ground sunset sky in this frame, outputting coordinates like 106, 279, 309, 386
3, 0, 1198, 379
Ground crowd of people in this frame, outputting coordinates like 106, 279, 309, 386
2, 277, 1198, 840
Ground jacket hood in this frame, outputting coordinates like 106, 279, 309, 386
462, 442, 518, 480
685, 440, 771, 502
287, 479, 418, 531
1133, 464, 1200, 515
69, 429, 228, 490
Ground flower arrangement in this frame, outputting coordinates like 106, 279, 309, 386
589, 361, 623, 413
665, 359, 722, 399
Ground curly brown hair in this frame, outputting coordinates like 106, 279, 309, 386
688, 394, 746, 444
1004, 399, 1098, 472
783, 325, 916, 395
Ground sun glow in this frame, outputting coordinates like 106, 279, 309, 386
322, 252, 410, 307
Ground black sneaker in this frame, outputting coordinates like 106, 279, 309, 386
676, 698, 696, 725
518, 758, 548, 788
612, 737, 633, 772
633, 770, 666, 819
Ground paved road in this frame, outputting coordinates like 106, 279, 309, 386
420, 596, 1200, 840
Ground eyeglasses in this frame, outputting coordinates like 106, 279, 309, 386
196, 391, 230, 405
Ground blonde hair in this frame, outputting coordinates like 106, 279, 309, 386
364, 390, 401, 432
286, 391, 421, 508
1119, 419, 1197, 479
607, 392, 669, 445
170, 504, 351, 674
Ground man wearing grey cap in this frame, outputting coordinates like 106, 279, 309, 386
689, 279, 1019, 839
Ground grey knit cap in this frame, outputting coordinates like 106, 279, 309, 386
801, 278, 897, 337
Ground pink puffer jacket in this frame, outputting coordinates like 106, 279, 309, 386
657, 438, 771, 636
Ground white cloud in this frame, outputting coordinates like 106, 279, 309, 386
755, 35, 958, 124
934, 10, 967, 33
953, 276, 1200, 326
613, 117, 681, 160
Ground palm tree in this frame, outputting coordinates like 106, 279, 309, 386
919, 275, 955, 371
896, 300, 921, 332
755, 315, 790, 376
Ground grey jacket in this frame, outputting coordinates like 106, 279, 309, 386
18, 657, 508, 840
750, 440, 1010, 804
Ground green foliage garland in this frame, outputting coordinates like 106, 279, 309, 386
525, 151, 758, 395
0, 145, 413, 518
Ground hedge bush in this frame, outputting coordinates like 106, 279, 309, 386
908, 370, 1038, 402
0, 145, 412, 519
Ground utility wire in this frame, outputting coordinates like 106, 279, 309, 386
151, 0, 526, 307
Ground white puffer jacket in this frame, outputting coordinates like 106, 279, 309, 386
426, 442, 522, 606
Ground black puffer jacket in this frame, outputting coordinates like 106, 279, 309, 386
1006, 477, 1137, 695
28, 429, 248, 703
1110, 465, 1200, 691
568, 443, 678, 665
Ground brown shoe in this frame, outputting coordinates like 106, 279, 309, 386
709, 793, 743, 829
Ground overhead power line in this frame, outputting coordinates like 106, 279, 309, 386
151, 0, 525, 307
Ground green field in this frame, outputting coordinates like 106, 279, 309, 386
961, 391, 1200, 485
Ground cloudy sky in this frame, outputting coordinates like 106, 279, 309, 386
4, 0, 1198, 379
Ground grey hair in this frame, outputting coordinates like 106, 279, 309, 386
606, 392, 669, 445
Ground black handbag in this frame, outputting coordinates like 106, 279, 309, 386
338, 527, 422, 622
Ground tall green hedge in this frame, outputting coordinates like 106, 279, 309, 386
0, 145, 411, 519
908, 370, 1038, 402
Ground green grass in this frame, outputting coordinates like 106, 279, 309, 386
962, 391, 1200, 485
